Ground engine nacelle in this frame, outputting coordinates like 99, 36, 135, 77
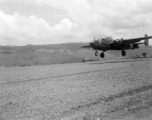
133, 44, 139, 48
144, 34, 149, 46
112, 40, 122, 45
144, 39, 149, 46
112, 40, 117, 44
111, 39, 123, 49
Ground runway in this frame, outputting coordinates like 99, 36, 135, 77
0, 59, 152, 120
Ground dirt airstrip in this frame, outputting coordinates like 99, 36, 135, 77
0, 59, 152, 120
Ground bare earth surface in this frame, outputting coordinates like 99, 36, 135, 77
0, 58, 152, 120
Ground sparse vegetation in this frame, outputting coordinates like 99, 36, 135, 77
0, 43, 152, 67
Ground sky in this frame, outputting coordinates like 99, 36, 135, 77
0, 0, 152, 45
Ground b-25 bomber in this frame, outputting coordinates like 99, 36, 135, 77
82, 34, 152, 58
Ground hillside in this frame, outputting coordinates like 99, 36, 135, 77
0, 43, 152, 67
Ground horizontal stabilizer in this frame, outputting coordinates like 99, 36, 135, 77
136, 42, 144, 44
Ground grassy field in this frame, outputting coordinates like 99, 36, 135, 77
0, 58, 152, 120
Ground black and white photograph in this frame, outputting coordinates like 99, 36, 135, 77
0, 0, 152, 120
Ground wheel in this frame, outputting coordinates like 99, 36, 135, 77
100, 52, 105, 58
121, 50, 126, 56
95, 51, 98, 56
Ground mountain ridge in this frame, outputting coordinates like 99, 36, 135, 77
0, 43, 152, 67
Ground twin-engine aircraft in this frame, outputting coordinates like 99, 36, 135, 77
82, 34, 152, 58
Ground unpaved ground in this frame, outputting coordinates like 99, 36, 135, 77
0, 59, 152, 120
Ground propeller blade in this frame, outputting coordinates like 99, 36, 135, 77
81, 45, 91, 48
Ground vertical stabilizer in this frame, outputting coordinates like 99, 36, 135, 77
144, 34, 149, 46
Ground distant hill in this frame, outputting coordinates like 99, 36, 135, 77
0, 43, 152, 67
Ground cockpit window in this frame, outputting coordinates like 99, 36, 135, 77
99, 38, 102, 43
92, 38, 100, 43
91, 37, 113, 43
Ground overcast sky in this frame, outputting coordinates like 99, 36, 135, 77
0, 0, 152, 45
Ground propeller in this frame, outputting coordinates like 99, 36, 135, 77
81, 38, 95, 48
81, 45, 91, 48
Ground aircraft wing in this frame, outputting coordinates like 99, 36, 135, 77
122, 35, 152, 44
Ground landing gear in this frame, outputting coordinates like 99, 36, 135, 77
95, 51, 98, 56
121, 50, 126, 56
95, 51, 105, 58
100, 52, 105, 58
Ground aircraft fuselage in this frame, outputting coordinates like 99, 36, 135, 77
82, 34, 152, 58
90, 40, 133, 51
